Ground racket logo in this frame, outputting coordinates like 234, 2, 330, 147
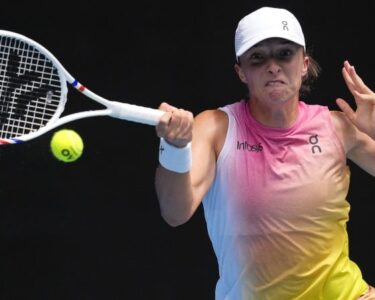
0, 48, 59, 125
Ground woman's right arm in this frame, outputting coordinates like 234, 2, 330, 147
155, 103, 227, 226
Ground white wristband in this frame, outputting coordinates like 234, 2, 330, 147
159, 138, 192, 173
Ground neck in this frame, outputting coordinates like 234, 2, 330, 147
248, 98, 299, 128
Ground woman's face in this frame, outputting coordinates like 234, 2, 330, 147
235, 38, 309, 106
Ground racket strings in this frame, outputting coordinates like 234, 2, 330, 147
0, 35, 63, 139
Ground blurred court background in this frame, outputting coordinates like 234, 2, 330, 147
0, 0, 374, 299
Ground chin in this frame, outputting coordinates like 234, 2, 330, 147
268, 94, 289, 103
267, 90, 296, 103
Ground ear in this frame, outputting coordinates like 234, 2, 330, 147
302, 56, 309, 77
234, 63, 247, 84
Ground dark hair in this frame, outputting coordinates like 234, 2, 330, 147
300, 52, 321, 99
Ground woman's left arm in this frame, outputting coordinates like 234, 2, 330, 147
335, 60, 375, 176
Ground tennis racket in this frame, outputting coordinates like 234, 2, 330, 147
0, 29, 165, 145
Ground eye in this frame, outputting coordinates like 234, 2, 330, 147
277, 48, 294, 60
248, 52, 265, 64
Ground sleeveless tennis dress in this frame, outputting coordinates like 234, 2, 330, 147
203, 100, 368, 300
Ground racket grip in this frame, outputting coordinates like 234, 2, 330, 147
109, 101, 165, 126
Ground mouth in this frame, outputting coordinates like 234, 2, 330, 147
265, 80, 285, 86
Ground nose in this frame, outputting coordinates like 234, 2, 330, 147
266, 60, 281, 74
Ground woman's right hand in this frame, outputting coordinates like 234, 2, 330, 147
155, 102, 194, 148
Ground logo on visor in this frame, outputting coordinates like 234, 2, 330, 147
282, 21, 289, 31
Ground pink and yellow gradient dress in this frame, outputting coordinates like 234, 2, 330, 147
203, 100, 368, 300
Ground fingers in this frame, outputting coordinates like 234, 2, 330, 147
156, 102, 194, 148
336, 98, 356, 122
342, 60, 372, 95
158, 102, 177, 113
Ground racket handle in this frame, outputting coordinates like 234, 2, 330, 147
109, 101, 165, 126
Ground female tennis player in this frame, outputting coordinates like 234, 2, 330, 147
155, 7, 375, 300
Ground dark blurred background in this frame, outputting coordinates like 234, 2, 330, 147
0, 0, 374, 299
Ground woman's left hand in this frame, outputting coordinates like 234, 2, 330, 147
336, 60, 375, 140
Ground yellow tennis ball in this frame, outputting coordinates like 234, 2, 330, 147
50, 129, 84, 163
